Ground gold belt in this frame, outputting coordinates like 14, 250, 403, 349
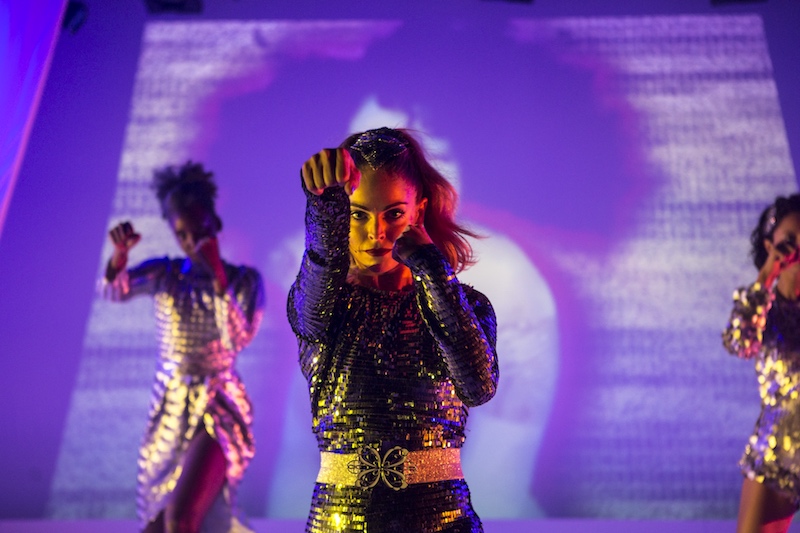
317, 446, 463, 491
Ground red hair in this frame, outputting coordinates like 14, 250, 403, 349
343, 128, 477, 272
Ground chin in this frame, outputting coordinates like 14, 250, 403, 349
357, 258, 397, 275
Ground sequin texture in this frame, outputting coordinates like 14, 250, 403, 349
288, 186, 498, 532
104, 257, 264, 529
723, 281, 800, 506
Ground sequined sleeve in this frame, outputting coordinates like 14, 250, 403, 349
287, 185, 351, 344
722, 281, 776, 359
404, 244, 499, 407
100, 257, 170, 301
214, 266, 265, 353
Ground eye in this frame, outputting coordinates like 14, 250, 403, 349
350, 210, 367, 221
385, 209, 405, 221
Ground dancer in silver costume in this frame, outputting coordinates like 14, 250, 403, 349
103, 162, 264, 533
724, 194, 800, 533
289, 128, 498, 532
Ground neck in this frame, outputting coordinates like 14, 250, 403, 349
351, 263, 413, 291
778, 274, 800, 301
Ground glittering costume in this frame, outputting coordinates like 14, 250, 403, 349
723, 281, 800, 507
104, 257, 264, 530
288, 186, 498, 533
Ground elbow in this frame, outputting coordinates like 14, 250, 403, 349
459, 370, 498, 408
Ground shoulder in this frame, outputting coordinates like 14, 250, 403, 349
224, 262, 264, 285
129, 256, 174, 275
460, 283, 494, 313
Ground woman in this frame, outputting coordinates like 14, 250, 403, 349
104, 162, 264, 533
288, 127, 499, 532
723, 194, 800, 533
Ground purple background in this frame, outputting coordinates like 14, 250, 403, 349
3, 0, 800, 523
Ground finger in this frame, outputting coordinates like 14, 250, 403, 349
301, 161, 316, 194
320, 149, 336, 190
126, 233, 142, 248
303, 156, 325, 195
110, 225, 126, 245
343, 150, 360, 195
335, 147, 346, 186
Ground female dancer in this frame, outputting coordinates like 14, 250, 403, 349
104, 162, 264, 533
288, 127, 499, 532
724, 194, 800, 533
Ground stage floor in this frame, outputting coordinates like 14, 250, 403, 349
0, 519, 787, 532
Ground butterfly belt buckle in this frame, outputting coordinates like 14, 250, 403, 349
346, 444, 416, 491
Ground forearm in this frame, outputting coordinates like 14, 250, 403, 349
100, 257, 168, 302
105, 251, 128, 282
288, 185, 350, 341
722, 280, 776, 359
407, 245, 498, 406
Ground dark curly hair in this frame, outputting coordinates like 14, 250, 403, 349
342, 128, 478, 273
152, 161, 221, 231
750, 193, 800, 269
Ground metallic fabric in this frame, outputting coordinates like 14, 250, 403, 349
317, 447, 464, 488
723, 281, 800, 506
288, 186, 498, 532
104, 257, 264, 529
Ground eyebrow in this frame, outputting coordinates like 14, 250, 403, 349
350, 201, 408, 211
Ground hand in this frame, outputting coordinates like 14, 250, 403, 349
760, 238, 800, 287
393, 223, 433, 264
301, 148, 360, 196
108, 221, 141, 270
195, 236, 228, 294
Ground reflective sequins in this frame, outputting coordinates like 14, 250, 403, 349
723, 281, 800, 506
288, 186, 498, 532
104, 257, 264, 528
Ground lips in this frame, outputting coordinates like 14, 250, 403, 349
364, 248, 392, 257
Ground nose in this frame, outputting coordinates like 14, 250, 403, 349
368, 217, 386, 241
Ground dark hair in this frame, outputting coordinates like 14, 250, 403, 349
750, 193, 800, 269
342, 128, 478, 272
152, 161, 221, 230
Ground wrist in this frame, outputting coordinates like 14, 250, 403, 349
105, 256, 125, 281
109, 251, 128, 272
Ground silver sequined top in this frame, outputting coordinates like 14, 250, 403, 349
723, 281, 800, 503
104, 257, 264, 527
288, 186, 498, 532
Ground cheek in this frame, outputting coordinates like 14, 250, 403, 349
385, 224, 406, 242
349, 224, 365, 247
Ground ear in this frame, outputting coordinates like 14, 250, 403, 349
415, 197, 428, 225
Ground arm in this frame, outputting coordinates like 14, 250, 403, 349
214, 266, 265, 353
101, 257, 169, 302
406, 244, 499, 407
102, 220, 158, 301
288, 148, 358, 343
287, 184, 351, 343
722, 281, 776, 359
724, 239, 800, 358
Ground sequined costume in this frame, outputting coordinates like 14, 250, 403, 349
723, 280, 800, 507
288, 186, 498, 533
104, 257, 264, 530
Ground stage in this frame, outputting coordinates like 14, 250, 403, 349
0, 519, 756, 533
6, 0, 800, 530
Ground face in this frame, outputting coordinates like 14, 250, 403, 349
167, 204, 218, 259
349, 170, 427, 275
768, 211, 800, 274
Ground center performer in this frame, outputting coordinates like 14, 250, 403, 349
288, 127, 499, 532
